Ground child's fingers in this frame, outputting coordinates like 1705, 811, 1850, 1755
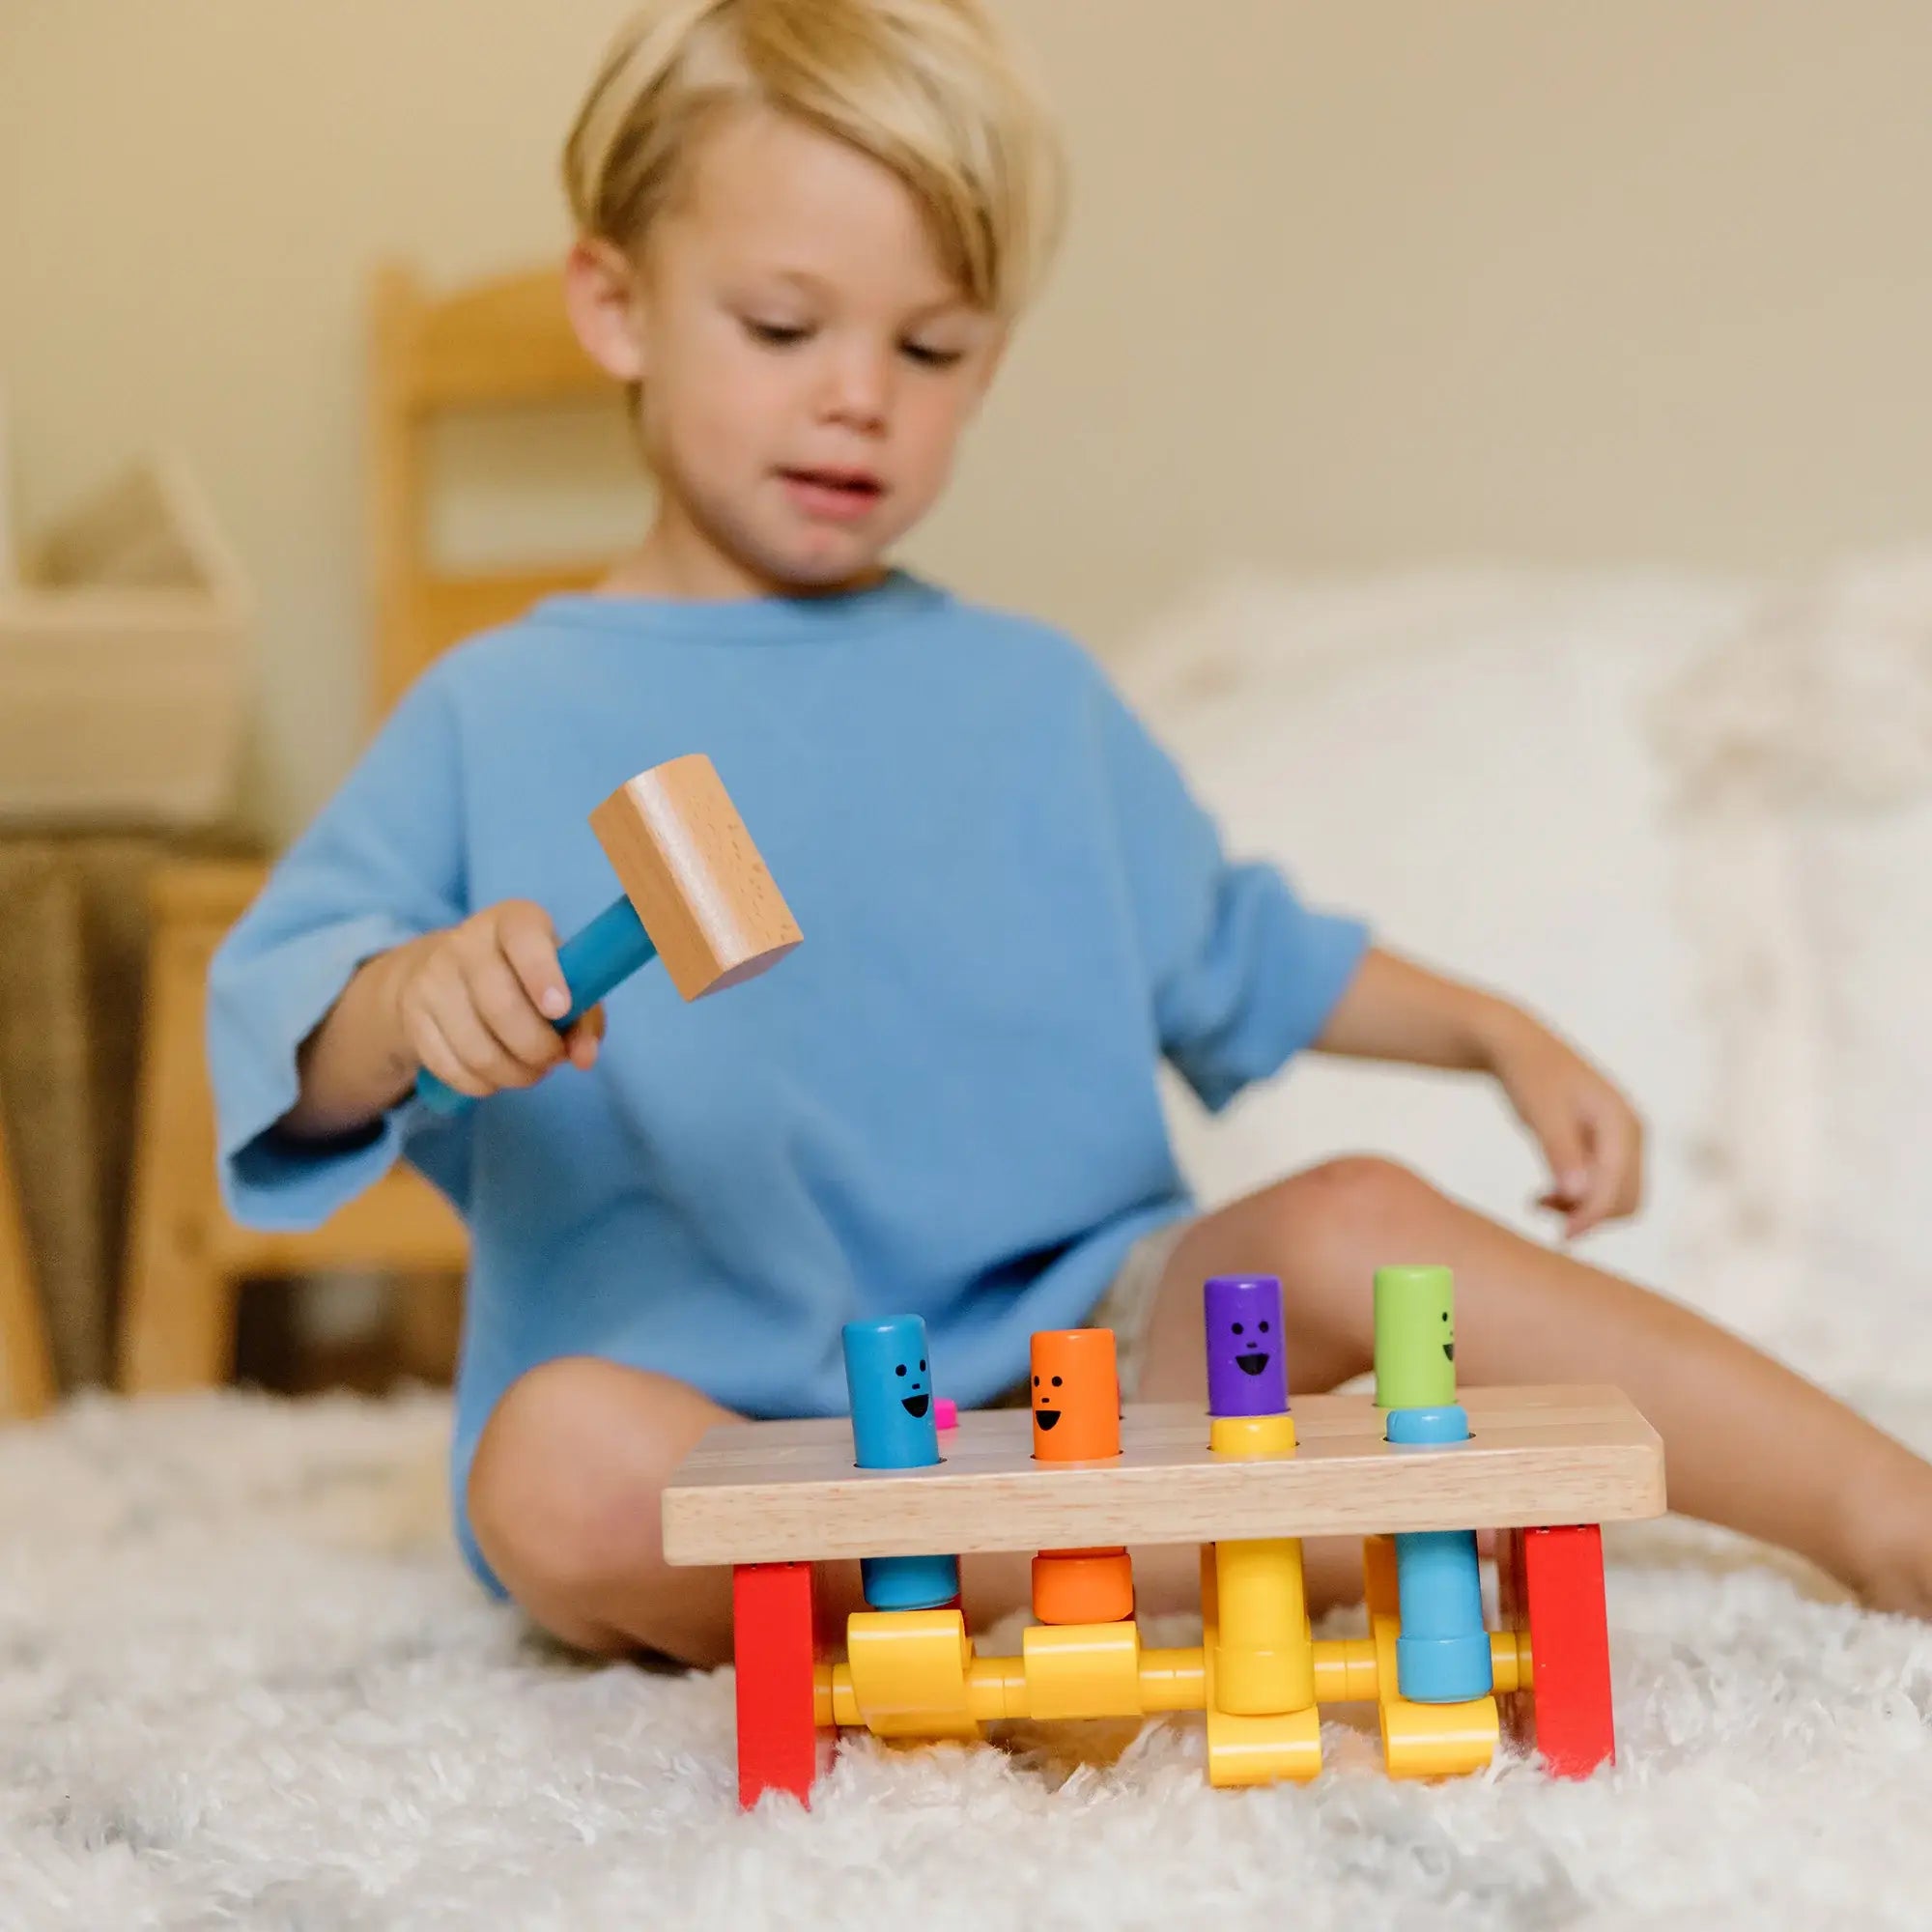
412, 1008, 492, 1100
496, 901, 572, 1023
406, 951, 530, 1094
1520, 1093, 1598, 1237
434, 975, 542, 1091
1590, 1106, 1643, 1224
561, 1008, 604, 1071
1568, 1108, 1639, 1237
1563, 1156, 1613, 1237
469, 947, 568, 1073
1524, 1095, 1591, 1213
1615, 1111, 1647, 1215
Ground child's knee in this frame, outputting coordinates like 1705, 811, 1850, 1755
467, 1355, 718, 1609
1286, 1155, 1434, 1257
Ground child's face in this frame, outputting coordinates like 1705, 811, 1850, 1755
580, 106, 1007, 597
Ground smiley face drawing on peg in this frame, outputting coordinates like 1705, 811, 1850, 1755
1374, 1264, 1459, 1410
1203, 1274, 1290, 1419
1030, 1328, 1122, 1462
841, 1316, 940, 1469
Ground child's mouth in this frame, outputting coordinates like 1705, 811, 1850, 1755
780, 467, 884, 524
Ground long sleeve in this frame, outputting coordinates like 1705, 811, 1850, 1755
206, 665, 473, 1231
1093, 677, 1371, 1113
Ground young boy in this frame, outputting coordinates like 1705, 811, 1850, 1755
210, 0, 1932, 1667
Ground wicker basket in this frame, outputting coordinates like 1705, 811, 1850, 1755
0, 454, 251, 827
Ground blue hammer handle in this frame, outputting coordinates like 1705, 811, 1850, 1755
415, 895, 659, 1117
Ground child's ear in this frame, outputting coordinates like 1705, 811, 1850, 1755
563, 236, 649, 384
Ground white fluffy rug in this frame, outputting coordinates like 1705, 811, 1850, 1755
7, 1390, 1932, 1931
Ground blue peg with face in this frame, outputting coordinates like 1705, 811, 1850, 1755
842, 1316, 940, 1469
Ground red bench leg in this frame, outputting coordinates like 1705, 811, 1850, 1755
733, 1562, 836, 1808
1497, 1524, 1616, 1777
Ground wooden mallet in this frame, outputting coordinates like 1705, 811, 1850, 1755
416, 753, 803, 1116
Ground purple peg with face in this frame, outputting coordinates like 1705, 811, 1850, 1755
1204, 1274, 1289, 1418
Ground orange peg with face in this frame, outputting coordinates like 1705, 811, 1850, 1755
1030, 1328, 1122, 1463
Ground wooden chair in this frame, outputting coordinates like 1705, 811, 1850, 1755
0, 1090, 58, 1420
118, 264, 618, 1394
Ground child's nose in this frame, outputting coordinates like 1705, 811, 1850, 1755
820, 345, 891, 428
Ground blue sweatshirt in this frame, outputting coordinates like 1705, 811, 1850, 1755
207, 570, 1369, 1594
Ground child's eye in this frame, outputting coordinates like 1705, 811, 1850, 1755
745, 319, 811, 349
900, 340, 965, 369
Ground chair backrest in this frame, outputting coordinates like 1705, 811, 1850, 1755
366, 263, 619, 722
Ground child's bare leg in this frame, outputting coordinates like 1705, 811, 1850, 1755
1131, 1156, 1932, 1618
468, 1356, 1033, 1667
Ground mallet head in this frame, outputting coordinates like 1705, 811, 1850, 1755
588, 753, 803, 1000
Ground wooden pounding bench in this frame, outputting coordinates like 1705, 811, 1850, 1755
663, 1368, 1666, 1806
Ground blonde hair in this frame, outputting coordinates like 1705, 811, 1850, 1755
562, 0, 1065, 318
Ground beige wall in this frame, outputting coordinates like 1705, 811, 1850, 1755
6, 2, 1932, 839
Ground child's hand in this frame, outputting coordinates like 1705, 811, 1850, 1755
389, 899, 606, 1103
1484, 1012, 1644, 1239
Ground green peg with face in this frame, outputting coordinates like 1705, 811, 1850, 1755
1373, 1264, 1457, 1410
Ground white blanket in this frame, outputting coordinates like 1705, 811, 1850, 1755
3, 1387, 1929, 1930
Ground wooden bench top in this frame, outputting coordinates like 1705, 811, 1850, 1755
660, 1384, 1666, 1566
